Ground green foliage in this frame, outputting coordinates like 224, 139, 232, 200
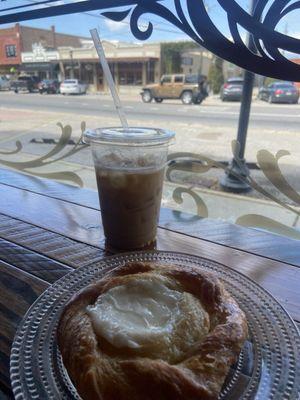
161, 41, 198, 74
207, 56, 224, 94
263, 77, 278, 86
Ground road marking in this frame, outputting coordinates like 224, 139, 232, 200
150, 107, 159, 111
63, 101, 70, 105
125, 106, 134, 110
103, 104, 109, 108
81, 103, 88, 106
195, 109, 300, 118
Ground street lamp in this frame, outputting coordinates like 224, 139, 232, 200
220, 0, 258, 193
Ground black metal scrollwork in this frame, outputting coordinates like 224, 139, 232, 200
1, 1, 300, 80
104, 0, 300, 81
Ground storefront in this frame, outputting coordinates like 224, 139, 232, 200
57, 41, 161, 91
20, 62, 59, 79
21, 43, 59, 79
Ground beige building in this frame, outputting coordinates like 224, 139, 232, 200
181, 47, 213, 76
56, 41, 161, 92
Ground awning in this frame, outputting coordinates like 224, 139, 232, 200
53, 57, 158, 63
21, 63, 59, 72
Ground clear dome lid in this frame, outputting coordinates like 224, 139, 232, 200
83, 127, 175, 146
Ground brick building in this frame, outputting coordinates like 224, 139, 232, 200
0, 23, 88, 75
0, 24, 22, 73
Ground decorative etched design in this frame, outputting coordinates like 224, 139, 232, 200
1, 1, 300, 80
0, 122, 88, 187
166, 141, 300, 239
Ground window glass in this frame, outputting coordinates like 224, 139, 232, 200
0, 4, 299, 242
161, 76, 171, 83
5, 45, 16, 57
182, 57, 193, 66
185, 74, 198, 83
174, 75, 184, 83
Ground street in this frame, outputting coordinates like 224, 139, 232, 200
1, 90, 299, 169
1, 91, 300, 130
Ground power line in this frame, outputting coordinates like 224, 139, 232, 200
22, 0, 189, 38
84, 12, 185, 36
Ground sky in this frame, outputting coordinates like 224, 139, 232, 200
0, 0, 300, 46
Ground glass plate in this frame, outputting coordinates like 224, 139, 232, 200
10, 251, 300, 400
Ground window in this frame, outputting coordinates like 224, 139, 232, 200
161, 76, 171, 84
5, 45, 16, 58
174, 75, 184, 83
118, 62, 142, 85
182, 57, 193, 66
185, 74, 198, 84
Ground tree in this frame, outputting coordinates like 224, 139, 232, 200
161, 41, 199, 74
208, 56, 224, 94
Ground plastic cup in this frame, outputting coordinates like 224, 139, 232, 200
84, 127, 175, 251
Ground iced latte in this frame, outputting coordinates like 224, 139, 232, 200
84, 127, 175, 251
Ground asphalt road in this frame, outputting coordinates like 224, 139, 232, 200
1, 91, 300, 131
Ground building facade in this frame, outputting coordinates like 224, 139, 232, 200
0, 24, 22, 74
56, 41, 161, 91
0, 23, 161, 90
181, 47, 213, 76
0, 23, 88, 75
21, 43, 59, 79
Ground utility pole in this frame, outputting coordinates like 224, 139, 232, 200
220, 0, 258, 192
70, 50, 74, 79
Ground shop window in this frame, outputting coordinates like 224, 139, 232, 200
118, 62, 143, 85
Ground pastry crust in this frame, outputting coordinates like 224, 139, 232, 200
57, 262, 248, 400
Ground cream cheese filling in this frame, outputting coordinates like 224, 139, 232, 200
87, 277, 183, 349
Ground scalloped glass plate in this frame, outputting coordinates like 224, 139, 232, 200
10, 251, 300, 400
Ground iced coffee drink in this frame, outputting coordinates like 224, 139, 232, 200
84, 127, 175, 251
96, 166, 164, 249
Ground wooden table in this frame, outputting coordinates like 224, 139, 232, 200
0, 168, 299, 399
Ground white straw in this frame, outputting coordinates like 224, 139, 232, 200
90, 28, 129, 129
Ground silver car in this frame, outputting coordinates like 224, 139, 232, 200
60, 79, 87, 95
0, 76, 10, 91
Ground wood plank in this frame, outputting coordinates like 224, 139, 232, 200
156, 229, 300, 322
0, 185, 106, 246
1, 184, 299, 268
1, 170, 300, 266
0, 261, 49, 390
0, 238, 71, 283
159, 208, 300, 266
0, 186, 299, 320
0, 214, 105, 270
0, 168, 99, 209
0, 205, 299, 324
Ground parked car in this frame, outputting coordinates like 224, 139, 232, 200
10, 76, 40, 93
258, 82, 299, 104
38, 79, 60, 94
60, 79, 87, 95
220, 77, 244, 101
0, 76, 10, 91
140, 74, 208, 105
